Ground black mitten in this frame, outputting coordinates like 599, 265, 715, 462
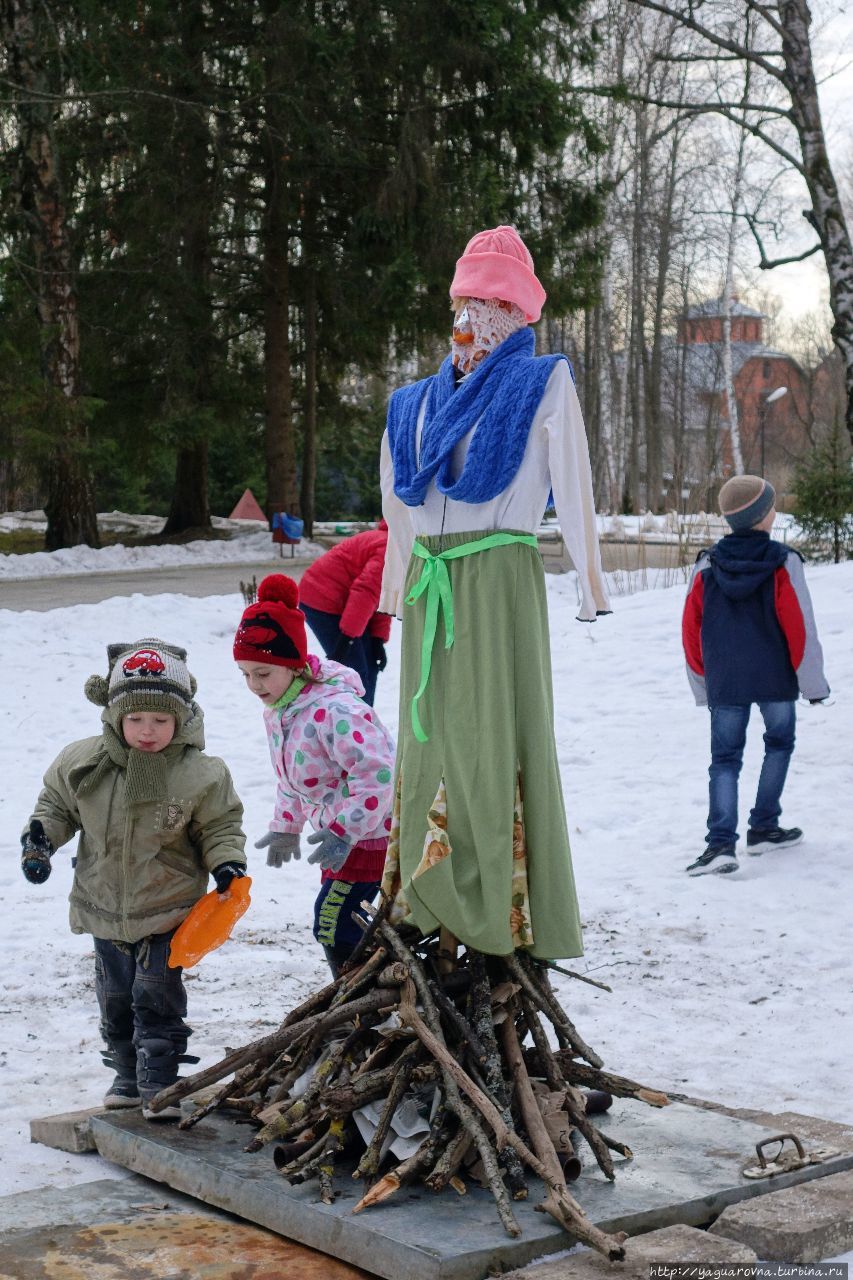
212, 862, 246, 894
330, 634, 354, 663
21, 820, 54, 885
370, 638, 388, 671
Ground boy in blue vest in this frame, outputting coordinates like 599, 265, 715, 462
682, 475, 829, 875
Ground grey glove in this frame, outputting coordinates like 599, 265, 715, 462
255, 831, 301, 868
306, 829, 352, 873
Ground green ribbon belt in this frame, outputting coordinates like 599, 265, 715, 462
405, 531, 539, 742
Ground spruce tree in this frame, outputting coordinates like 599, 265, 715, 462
795, 420, 853, 563
2, 0, 606, 532
1, 0, 100, 549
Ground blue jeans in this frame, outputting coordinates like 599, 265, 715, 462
301, 604, 378, 706
707, 701, 796, 847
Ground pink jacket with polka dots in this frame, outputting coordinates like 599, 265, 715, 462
263, 657, 395, 875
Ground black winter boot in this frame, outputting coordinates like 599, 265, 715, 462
101, 1042, 140, 1109
137, 1037, 197, 1120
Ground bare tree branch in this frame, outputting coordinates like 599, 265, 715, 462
575, 85, 804, 175
744, 210, 823, 269
744, 1, 787, 41
576, 85, 793, 117
653, 51, 783, 62
628, 1, 787, 81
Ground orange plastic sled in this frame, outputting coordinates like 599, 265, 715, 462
168, 876, 252, 969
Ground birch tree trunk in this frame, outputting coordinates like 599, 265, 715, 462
719, 19, 752, 478
595, 14, 625, 513
646, 122, 682, 510
2, 0, 99, 550
720, 128, 747, 477
777, 0, 853, 446
627, 106, 647, 512
595, 275, 620, 511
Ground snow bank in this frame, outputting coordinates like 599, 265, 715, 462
0, 528, 327, 580
597, 511, 799, 543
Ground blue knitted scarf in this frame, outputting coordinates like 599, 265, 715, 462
386, 327, 569, 507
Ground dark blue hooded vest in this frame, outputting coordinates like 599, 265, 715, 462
701, 531, 798, 706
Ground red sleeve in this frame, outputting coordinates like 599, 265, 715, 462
682, 572, 704, 675
339, 546, 385, 638
368, 612, 392, 642
774, 566, 806, 669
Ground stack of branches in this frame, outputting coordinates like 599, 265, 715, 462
150, 900, 670, 1261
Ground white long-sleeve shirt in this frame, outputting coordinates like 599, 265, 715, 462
379, 360, 609, 621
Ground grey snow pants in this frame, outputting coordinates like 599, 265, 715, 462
94, 929, 194, 1099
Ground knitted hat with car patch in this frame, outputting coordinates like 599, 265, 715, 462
718, 475, 776, 531
84, 639, 196, 725
233, 575, 308, 669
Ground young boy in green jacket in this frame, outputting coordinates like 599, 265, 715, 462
20, 639, 246, 1119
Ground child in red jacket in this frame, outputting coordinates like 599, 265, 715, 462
298, 522, 392, 706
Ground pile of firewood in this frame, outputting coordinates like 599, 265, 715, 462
150, 898, 669, 1261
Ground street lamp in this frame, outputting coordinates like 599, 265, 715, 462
759, 385, 788, 477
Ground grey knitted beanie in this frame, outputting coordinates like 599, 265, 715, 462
718, 475, 776, 530
85, 639, 196, 725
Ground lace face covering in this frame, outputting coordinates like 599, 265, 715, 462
451, 297, 528, 376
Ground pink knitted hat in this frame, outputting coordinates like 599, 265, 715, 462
449, 225, 546, 323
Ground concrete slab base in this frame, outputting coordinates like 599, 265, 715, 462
710, 1168, 853, 1263
0, 1176, 373, 1280
29, 1106, 107, 1154
505, 1223, 759, 1280
90, 1099, 853, 1280
685, 1101, 853, 1156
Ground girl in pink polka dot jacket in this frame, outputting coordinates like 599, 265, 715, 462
234, 574, 396, 973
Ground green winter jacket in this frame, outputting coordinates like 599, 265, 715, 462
27, 707, 246, 943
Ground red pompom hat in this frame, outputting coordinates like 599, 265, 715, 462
233, 575, 308, 669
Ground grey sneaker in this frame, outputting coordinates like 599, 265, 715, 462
103, 1077, 141, 1109
685, 845, 738, 876
142, 1101, 182, 1121
746, 826, 803, 856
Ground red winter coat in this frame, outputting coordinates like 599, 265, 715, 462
299, 523, 392, 641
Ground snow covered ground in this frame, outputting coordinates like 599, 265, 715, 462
1, 562, 850, 1198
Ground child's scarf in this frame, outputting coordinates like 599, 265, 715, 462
386, 327, 568, 507
76, 713, 197, 805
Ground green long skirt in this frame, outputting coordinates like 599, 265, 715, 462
381, 529, 583, 960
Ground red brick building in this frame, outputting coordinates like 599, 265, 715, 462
673, 297, 808, 491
